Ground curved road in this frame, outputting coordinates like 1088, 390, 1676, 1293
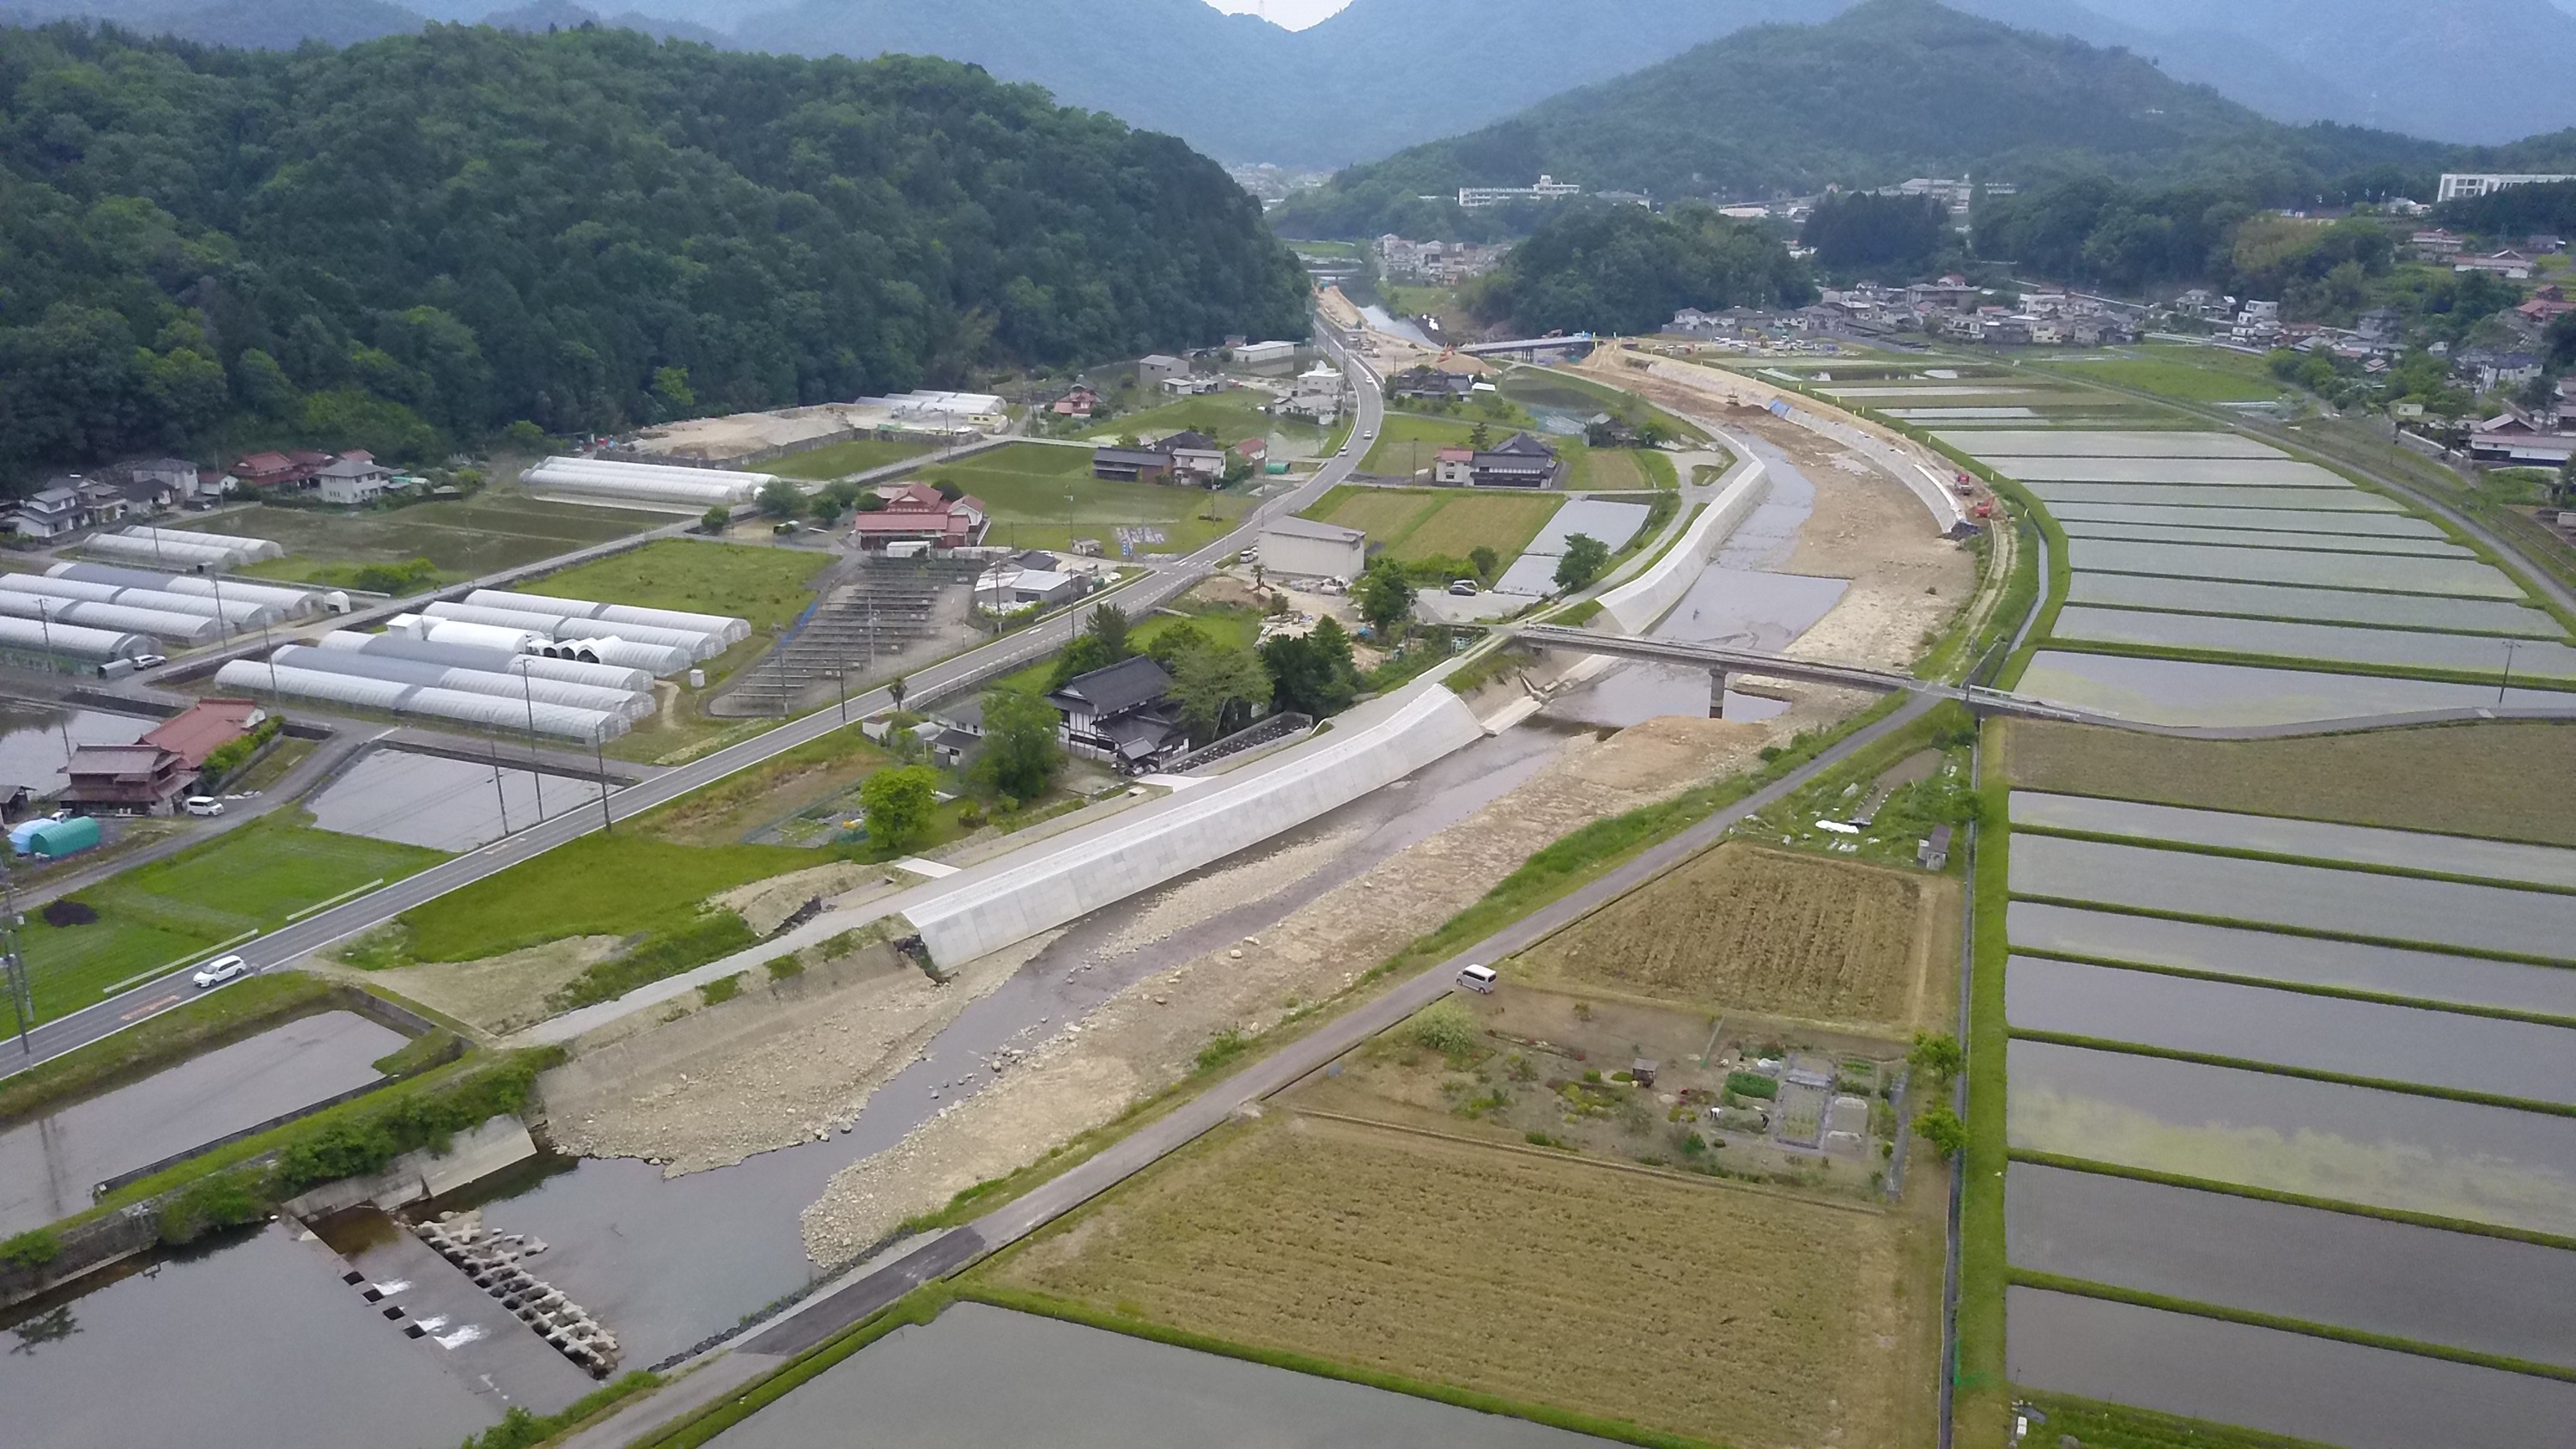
1, 327, 1383, 1078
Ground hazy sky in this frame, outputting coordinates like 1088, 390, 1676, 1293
1201, 0, 1352, 29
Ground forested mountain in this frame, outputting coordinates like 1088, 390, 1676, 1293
1269, 0, 2475, 239
5, 0, 2573, 162
0, 23, 1308, 484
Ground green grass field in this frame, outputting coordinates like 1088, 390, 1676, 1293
768, 438, 933, 480
535, 538, 831, 632
915, 442, 1247, 556
212, 495, 671, 588
2046, 344, 2286, 405
1076, 393, 1308, 447
989, 605, 1264, 696
1306, 485, 1564, 563
389, 831, 817, 965
21, 815, 446, 1022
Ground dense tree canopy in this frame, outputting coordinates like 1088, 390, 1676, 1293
1800, 192, 1948, 275
1468, 204, 1812, 335
0, 21, 1310, 484
2439, 179, 2576, 240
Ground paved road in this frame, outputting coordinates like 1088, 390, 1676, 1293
0, 332, 1382, 1080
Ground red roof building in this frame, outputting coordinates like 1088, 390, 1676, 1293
848, 484, 990, 550
143, 697, 267, 769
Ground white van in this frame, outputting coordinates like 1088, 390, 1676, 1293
1456, 964, 1498, 994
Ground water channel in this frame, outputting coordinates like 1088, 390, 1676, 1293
1548, 435, 1844, 728
705, 1300, 1616, 1448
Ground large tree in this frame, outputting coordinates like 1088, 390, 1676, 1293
1169, 642, 1273, 741
973, 689, 1066, 802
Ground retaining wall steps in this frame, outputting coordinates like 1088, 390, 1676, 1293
417, 1209, 621, 1377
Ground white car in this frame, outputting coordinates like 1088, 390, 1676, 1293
1362, 429, 1376, 439
183, 796, 225, 817
192, 954, 249, 989
132, 653, 167, 669
1447, 580, 1479, 596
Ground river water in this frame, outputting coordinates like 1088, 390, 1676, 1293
453, 723, 1571, 1366
1548, 435, 1846, 728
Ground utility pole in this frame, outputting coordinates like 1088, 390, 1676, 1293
488, 727, 511, 836
2, 851, 31, 1055
516, 661, 544, 822
2500, 638, 2520, 704
593, 734, 611, 835
206, 571, 231, 643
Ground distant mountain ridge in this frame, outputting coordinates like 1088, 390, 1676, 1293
3, 0, 2573, 161
1269, 0, 2525, 237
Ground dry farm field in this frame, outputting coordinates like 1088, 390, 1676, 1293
983, 1111, 1932, 1449
1999, 719, 2576, 848
1510, 843, 1949, 1034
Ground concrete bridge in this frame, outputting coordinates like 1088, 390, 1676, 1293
1501, 624, 2096, 722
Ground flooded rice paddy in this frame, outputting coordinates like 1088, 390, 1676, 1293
1976, 457, 2350, 487
2005, 902, 2576, 1020
308, 749, 607, 851
2010, 834, 2576, 960
2006, 1039, 2576, 1236
2023, 482, 2401, 511
0, 702, 152, 795
0, 1010, 404, 1236
0, 1224, 501, 1449
2053, 521, 2470, 556
2065, 539, 2523, 596
2007, 954, 2576, 1103
2048, 606, 2576, 679
2010, 792, 2576, 887
2061, 574, 2561, 635
2042, 502, 2446, 537
705, 1301, 1618, 1448
2014, 650, 2576, 727
2008, 1163, 2576, 1367
1935, 429, 2281, 459
2007, 1288, 2576, 1449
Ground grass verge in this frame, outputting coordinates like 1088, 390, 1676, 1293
1953, 746, 2013, 1444
532, 538, 831, 634
459, 1371, 663, 1449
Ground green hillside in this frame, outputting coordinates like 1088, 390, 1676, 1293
0, 22, 1310, 484
1273, 0, 2457, 239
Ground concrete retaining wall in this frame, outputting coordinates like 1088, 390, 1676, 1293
280, 1116, 538, 1220
1595, 460, 1772, 635
899, 680, 1487, 965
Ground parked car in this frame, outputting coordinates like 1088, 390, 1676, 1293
191, 954, 249, 989
1456, 964, 1497, 993
131, 653, 167, 669
183, 796, 225, 817
1447, 579, 1479, 596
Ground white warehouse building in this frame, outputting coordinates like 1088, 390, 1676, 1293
1257, 517, 1367, 580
